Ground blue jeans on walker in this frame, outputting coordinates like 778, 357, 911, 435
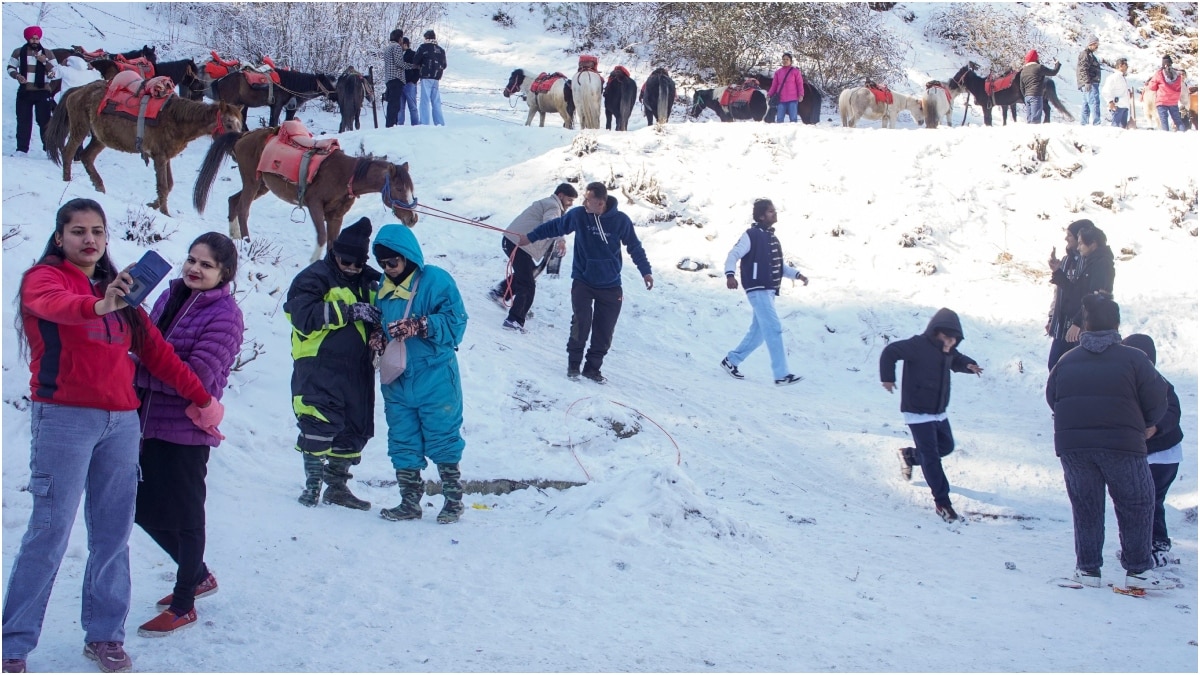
775, 100, 798, 123
1024, 96, 1044, 123
1111, 107, 1129, 128
1080, 83, 1101, 125
2, 403, 141, 659
419, 79, 444, 126
726, 289, 789, 380
401, 83, 419, 125
909, 419, 955, 508
1157, 104, 1182, 131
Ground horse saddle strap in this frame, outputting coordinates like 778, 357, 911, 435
136, 96, 150, 160
297, 149, 318, 205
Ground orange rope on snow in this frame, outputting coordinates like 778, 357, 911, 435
410, 202, 522, 308
562, 396, 682, 483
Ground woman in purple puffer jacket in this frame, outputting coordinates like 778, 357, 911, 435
132, 232, 243, 638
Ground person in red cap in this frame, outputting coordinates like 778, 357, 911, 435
6, 26, 59, 157
1018, 48, 1061, 124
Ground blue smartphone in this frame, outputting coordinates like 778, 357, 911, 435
122, 250, 172, 307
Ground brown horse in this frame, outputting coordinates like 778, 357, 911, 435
192, 128, 419, 261
45, 79, 243, 216
210, 68, 337, 128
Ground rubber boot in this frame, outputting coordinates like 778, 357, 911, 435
297, 453, 324, 507
436, 463, 465, 524
321, 456, 371, 510
381, 469, 424, 521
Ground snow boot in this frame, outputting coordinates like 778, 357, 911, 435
321, 456, 371, 510
437, 463, 465, 524
381, 469, 425, 521
297, 453, 324, 507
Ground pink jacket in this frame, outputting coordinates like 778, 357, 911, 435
767, 66, 804, 103
1147, 68, 1183, 107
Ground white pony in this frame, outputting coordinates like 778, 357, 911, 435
922, 81, 955, 128
503, 68, 574, 128
572, 69, 604, 130
838, 86, 925, 128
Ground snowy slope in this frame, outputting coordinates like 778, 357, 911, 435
2, 2, 1198, 673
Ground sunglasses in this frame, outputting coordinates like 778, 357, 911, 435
335, 255, 363, 268
378, 257, 404, 269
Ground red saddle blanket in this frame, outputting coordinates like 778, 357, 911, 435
867, 85, 893, 105
257, 120, 340, 186
113, 55, 155, 79
578, 55, 598, 72
530, 72, 566, 94
73, 46, 108, 61
98, 70, 174, 122
241, 69, 282, 87
984, 71, 1017, 97
719, 79, 761, 107
205, 51, 242, 79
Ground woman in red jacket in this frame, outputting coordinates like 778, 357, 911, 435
2, 199, 224, 675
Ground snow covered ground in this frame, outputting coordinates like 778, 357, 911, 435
2, 2, 1197, 672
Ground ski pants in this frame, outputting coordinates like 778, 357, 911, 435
568, 281, 623, 374
1059, 450, 1154, 574
382, 356, 465, 471
908, 419, 955, 509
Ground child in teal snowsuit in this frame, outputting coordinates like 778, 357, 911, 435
371, 224, 469, 523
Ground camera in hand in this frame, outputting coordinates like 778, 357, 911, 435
122, 250, 172, 307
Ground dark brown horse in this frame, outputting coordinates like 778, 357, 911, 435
210, 68, 337, 128
192, 128, 419, 261
45, 79, 244, 216
50, 45, 156, 67
949, 63, 1074, 126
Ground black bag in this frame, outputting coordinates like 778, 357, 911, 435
768, 93, 780, 108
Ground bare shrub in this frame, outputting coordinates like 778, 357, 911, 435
120, 207, 177, 246
924, 4, 1055, 72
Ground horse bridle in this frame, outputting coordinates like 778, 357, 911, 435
381, 171, 418, 211
503, 71, 525, 98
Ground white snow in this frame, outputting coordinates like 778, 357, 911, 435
1, 2, 1197, 673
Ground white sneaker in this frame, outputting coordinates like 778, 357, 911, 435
1073, 568, 1102, 588
9, 150, 27, 157
1124, 569, 1167, 591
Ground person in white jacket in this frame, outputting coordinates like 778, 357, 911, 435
1101, 57, 1133, 128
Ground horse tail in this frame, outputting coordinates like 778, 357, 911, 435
45, 87, 76, 166
1044, 80, 1076, 123
564, 81, 576, 121
193, 131, 241, 214
655, 76, 671, 123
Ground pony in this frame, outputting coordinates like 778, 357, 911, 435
192, 127, 419, 262
45, 79, 243, 216
335, 67, 373, 133
1139, 83, 1194, 129
50, 45, 156, 67
502, 68, 574, 128
211, 67, 337, 128
573, 69, 604, 129
922, 81, 955, 128
838, 87, 924, 128
153, 59, 205, 100
689, 86, 768, 122
640, 67, 675, 126
748, 73, 823, 125
603, 67, 637, 131
949, 63, 1073, 125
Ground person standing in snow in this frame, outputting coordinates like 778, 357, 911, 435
416, 29, 446, 126
720, 198, 807, 386
1046, 294, 1167, 590
284, 218, 382, 511
1019, 49, 1061, 124
1147, 55, 1185, 131
372, 224, 469, 524
1121, 333, 1183, 568
1076, 35, 1102, 125
382, 29, 406, 128
1046, 219, 1091, 370
7, 25, 59, 157
880, 308, 983, 523
518, 181, 653, 384
1063, 224, 1115, 345
488, 183, 577, 332
133, 233, 244, 638
3, 199, 224, 675
1101, 57, 1133, 128
766, 52, 804, 123
400, 37, 421, 126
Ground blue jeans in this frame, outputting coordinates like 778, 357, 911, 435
1111, 107, 1129, 128
401, 83, 419, 126
1157, 104, 1182, 131
2, 403, 141, 659
1024, 96, 1044, 124
1080, 83, 1101, 125
726, 289, 789, 380
908, 419, 955, 508
775, 100, 798, 123
419, 79, 444, 126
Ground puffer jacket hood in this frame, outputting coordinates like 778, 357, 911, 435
373, 224, 425, 269
923, 308, 965, 343
1122, 333, 1156, 364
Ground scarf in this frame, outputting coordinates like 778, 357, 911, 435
18, 43, 49, 87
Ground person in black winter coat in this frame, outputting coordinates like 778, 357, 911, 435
7, 25, 59, 156
284, 218, 383, 510
416, 29, 446, 126
1046, 295, 1167, 589
1019, 49, 1061, 124
1065, 224, 1115, 343
880, 308, 983, 522
1046, 219, 1091, 370
1076, 35, 1102, 125
1121, 333, 1183, 567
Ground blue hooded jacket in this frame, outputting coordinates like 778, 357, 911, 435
527, 195, 652, 289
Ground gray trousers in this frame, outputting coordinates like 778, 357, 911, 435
1060, 450, 1154, 574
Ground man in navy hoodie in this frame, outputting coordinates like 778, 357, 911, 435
520, 181, 652, 383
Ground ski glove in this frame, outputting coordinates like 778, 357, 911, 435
185, 398, 226, 440
349, 302, 382, 326
368, 327, 386, 354
387, 316, 428, 341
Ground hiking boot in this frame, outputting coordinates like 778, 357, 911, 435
2, 659, 26, 673
83, 642, 132, 673
322, 457, 371, 510
774, 374, 803, 386
298, 453, 324, 507
436, 463, 465, 524
897, 447, 916, 481
935, 504, 959, 523
487, 289, 508, 309
381, 468, 424, 521
567, 365, 581, 380
156, 571, 218, 611
137, 608, 197, 637
501, 319, 526, 333
582, 370, 607, 384
1073, 568, 1102, 588
720, 357, 744, 380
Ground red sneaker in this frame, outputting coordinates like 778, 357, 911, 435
155, 572, 218, 611
2, 659, 26, 673
137, 609, 197, 638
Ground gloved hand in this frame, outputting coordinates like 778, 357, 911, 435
185, 398, 226, 440
387, 315, 428, 341
368, 327, 385, 355
349, 302, 382, 326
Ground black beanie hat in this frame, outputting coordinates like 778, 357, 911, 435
1122, 334, 1157, 365
424, 29, 436, 40
332, 217, 372, 264
373, 242, 403, 261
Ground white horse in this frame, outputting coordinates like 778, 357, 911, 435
573, 69, 604, 130
838, 87, 925, 128
923, 81, 955, 128
503, 68, 574, 129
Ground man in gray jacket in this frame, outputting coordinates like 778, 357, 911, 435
490, 183, 577, 331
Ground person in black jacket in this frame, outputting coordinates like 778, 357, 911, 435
284, 218, 383, 510
1076, 35, 1102, 125
1019, 49, 1061, 124
880, 308, 983, 522
416, 29, 446, 126
1065, 224, 1115, 343
7, 25, 59, 156
382, 29, 405, 128
1046, 219, 1091, 370
1046, 295, 1167, 590
400, 37, 420, 126
1122, 334, 1183, 567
